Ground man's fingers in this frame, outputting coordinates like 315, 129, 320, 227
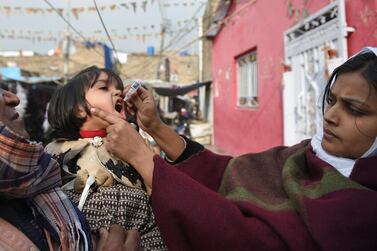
95, 228, 109, 251
90, 107, 123, 124
106, 225, 126, 246
124, 230, 142, 251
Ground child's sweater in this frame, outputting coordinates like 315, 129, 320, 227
46, 136, 167, 251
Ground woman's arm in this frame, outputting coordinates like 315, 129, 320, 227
151, 157, 288, 251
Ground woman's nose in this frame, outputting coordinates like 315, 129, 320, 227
2, 90, 20, 107
323, 104, 339, 126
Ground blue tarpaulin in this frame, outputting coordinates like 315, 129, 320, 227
103, 44, 114, 70
0, 67, 62, 84
0, 67, 21, 80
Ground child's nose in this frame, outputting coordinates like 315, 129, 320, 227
113, 90, 121, 97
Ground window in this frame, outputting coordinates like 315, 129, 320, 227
237, 50, 258, 108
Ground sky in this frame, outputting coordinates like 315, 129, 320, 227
0, 0, 207, 55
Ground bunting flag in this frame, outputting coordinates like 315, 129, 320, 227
0, 19, 195, 35
131, 2, 137, 13
0, 0, 202, 46
0, 30, 192, 43
0, 1, 207, 19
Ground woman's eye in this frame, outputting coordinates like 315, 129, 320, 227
326, 96, 335, 105
99, 86, 108, 90
348, 106, 365, 116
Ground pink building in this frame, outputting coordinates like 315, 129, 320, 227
207, 0, 377, 155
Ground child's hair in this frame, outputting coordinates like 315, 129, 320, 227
322, 50, 377, 113
48, 66, 124, 140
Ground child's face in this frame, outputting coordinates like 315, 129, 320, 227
81, 72, 125, 130
322, 71, 377, 158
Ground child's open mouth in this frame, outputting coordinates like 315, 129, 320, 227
114, 99, 125, 118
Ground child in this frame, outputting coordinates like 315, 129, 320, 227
45, 66, 167, 251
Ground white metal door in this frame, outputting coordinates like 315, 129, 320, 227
283, 0, 350, 146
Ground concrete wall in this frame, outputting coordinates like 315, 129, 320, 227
211, 0, 377, 155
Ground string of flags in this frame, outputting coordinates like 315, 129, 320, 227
0, 19, 196, 36
0, 33, 193, 44
0, 23, 198, 43
0, 0, 207, 19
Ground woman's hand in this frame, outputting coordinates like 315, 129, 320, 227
94, 225, 143, 251
124, 86, 163, 134
123, 86, 186, 160
91, 107, 155, 187
122, 87, 186, 160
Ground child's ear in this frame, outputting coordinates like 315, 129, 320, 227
76, 106, 87, 119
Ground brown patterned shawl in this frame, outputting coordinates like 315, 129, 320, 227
151, 140, 377, 251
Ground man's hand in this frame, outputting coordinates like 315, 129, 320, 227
95, 225, 143, 251
90, 107, 148, 163
91, 107, 155, 187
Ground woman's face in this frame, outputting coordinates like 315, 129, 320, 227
80, 72, 125, 130
322, 71, 377, 158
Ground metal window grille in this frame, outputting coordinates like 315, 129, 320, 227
237, 51, 258, 108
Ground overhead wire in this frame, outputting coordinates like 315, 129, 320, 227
41, 0, 203, 69
42, 0, 246, 81
42, 0, 105, 59
128, 0, 257, 80
165, 0, 258, 56
127, 1, 207, 77
92, 0, 120, 62
163, 1, 206, 51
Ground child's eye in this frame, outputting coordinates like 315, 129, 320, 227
99, 86, 108, 90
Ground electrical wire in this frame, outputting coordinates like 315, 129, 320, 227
42, 0, 105, 58
123, 0, 204, 76
127, 1, 207, 76
130, 0, 257, 79
92, 0, 120, 62
163, 1, 206, 51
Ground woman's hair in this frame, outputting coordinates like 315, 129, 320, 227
48, 66, 124, 140
322, 49, 377, 113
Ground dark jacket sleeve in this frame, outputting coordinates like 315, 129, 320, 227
171, 136, 205, 164
151, 152, 288, 251
166, 137, 231, 190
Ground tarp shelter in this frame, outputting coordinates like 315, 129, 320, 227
149, 81, 211, 97
0, 70, 62, 143
0, 67, 62, 84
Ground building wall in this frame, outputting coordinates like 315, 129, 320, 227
121, 52, 198, 83
211, 0, 377, 155
345, 0, 377, 54
201, 0, 222, 82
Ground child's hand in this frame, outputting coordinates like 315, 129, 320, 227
124, 85, 163, 134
